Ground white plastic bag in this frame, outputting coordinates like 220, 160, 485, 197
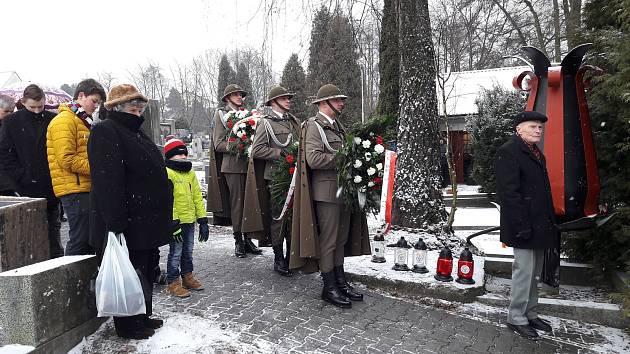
95, 232, 146, 317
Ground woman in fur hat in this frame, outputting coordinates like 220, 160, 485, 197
87, 84, 172, 339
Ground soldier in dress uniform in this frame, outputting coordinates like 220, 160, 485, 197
209, 84, 263, 257
289, 84, 371, 308
244, 86, 301, 276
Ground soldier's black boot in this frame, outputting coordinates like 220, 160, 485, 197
244, 235, 263, 255
321, 271, 351, 308
272, 245, 291, 276
334, 265, 363, 301
234, 232, 246, 258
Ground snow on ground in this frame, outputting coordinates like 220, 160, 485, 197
448, 207, 499, 227
0, 345, 35, 354
68, 313, 276, 354
443, 184, 481, 195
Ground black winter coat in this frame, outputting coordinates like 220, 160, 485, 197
87, 111, 172, 251
494, 134, 558, 249
0, 109, 56, 202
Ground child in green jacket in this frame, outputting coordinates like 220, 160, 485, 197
164, 139, 210, 298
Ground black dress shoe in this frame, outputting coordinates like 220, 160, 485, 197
234, 232, 247, 258
334, 265, 363, 301
321, 271, 351, 308
507, 323, 539, 339
528, 318, 552, 332
244, 237, 263, 254
144, 316, 164, 329
272, 246, 292, 276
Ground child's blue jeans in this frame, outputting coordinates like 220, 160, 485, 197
166, 223, 195, 284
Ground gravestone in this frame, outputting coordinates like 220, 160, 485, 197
0, 197, 49, 271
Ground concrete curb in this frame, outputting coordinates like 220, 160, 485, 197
345, 272, 484, 303
477, 293, 630, 329
484, 257, 605, 286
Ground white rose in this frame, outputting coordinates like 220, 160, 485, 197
362, 140, 371, 149
353, 175, 362, 184
364, 152, 372, 161
367, 167, 376, 176
239, 122, 246, 128
376, 163, 383, 170
353, 159, 363, 168
368, 181, 375, 187
354, 137, 362, 145
374, 144, 385, 154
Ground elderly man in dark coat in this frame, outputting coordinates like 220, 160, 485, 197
494, 111, 558, 340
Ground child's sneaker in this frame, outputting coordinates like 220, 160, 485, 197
182, 272, 204, 291
167, 280, 191, 298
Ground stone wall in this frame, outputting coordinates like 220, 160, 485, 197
0, 197, 49, 271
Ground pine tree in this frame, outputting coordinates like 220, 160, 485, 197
467, 86, 526, 197
235, 61, 254, 108
391, 0, 448, 234
281, 53, 308, 120
306, 7, 363, 126
376, 0, 400, 118
217, 54, 236, 104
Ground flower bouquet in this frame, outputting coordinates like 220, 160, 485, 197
336, 115, 395, 213
270, 141, 299, 211
224, 108, 262, 158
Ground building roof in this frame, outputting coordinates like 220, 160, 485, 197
0, 71, 21, 88
436, 65, 530, 117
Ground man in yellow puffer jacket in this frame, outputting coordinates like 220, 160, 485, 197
164, 138, 210, 298
47, 79, 105, 255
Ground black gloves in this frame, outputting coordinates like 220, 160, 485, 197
171, 219, 183, 243
198, 217, 209, 242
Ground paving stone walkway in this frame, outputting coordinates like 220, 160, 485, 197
68, 224, 626, 353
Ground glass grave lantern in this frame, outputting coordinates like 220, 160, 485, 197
371, 230, 386, 263
388, 236, 411, 271
412, 238, 429, 273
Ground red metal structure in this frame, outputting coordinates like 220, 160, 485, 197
512, 44, 602, 223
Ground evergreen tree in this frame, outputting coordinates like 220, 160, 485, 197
281, 53, 308, 120
217, 54, 236, 104
391, 0, 448, 236
306, 7, 363, 126
563, 0, 630, 271
376, 0, 400, 118
235, 61, 254, 108
467, 86, 526, 197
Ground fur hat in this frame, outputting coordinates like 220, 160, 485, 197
164, 139, 188, 159
104, 84, 148, 110
514, 111, 548, 126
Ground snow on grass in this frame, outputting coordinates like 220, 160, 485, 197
0, 345, 35, 354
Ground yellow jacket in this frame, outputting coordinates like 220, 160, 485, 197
46, 103, 91, 197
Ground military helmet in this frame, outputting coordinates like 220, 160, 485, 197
311, 84, 347, 105
221, 84, 248, 102
265, 86, 294, 106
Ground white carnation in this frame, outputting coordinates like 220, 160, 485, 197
362, 140, 371, 148
236, 131, 244, 138
374, 144, 385, 154
238, 122, 247, 128
367, 167, 376, 176
376, 163, 383, 170
354, 137, 362, 145
353, 175, 363, 184
364, 152, 372, 161
353, 160, 363, 168
368, 181, 375, 187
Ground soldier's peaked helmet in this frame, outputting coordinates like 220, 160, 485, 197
311, 84, 347, 105
222, 84, 248, 102
265, 86, 294, 106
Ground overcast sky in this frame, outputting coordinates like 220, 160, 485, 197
1, 0, 332, 87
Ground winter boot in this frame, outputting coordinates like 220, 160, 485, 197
334, 265, 363, 301
167, 279, 191, 298
143, 315, 164, 329
244, 235, 263, 255
182, 272, 204, 291
234, 232, 247, 258
272, 245, 291, 277
116, 317, 155, 339
321, 271, 351, 308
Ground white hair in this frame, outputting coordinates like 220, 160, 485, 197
0, 95, 15, 110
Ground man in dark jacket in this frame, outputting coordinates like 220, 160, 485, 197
88, 84, 172, 340
0, 85, 63, 258
494, 111, 558, 340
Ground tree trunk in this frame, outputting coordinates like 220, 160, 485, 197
523, 0, 548, 56
391, 0, 448, 233
552, 0, 562, 62
563, 0, 583, 49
